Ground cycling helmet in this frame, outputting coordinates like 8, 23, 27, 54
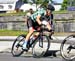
47, 4, 55, 11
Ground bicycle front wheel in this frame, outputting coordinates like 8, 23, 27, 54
32, 35, 50, 57
60, 35, 75, 60
11, 34, 26, 57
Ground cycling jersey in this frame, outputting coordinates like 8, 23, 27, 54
27, 8, 54, 30
30, 8, 46, 22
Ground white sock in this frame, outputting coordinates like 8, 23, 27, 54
23, 40, 27, 48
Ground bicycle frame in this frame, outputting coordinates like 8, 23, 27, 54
27, 30, 44, 49
27, 24, 51, 50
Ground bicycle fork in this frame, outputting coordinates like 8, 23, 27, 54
39, 36, 43, 48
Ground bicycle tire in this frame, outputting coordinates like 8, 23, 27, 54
32, 35, 50, 58
60, 35, 75, 60
11, 34, 26, 57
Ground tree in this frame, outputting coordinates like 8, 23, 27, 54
61, 0, 68, 10
33, 0, 45, 9
30, 0, 52, 10
22, 0, 53, 10
36, 0, 53, 8
22, 0, 28, 3
61, 0, 75, 10
68, 0, 75, 6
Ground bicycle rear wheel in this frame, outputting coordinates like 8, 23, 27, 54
32, 35, 50, 57
60, 35, 75, 60
11, 34, 26, 57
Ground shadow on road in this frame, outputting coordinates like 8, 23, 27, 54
44, 50, 59, 57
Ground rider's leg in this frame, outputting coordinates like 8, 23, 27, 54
46, 22, 52, 31
23, 17, 34, 50
22, 27, 34, 50
33, 27, 40, 37
46, 22, 54, 39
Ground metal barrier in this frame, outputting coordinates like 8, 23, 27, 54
54, 21, 75, 32
0, 21, 75, 32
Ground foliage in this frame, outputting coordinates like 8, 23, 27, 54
22, 0, 28, 3
22, 0, 52, 9
68, 0, 75, 6
33, 0, 44, 4
61, 0, 75, 10
34, 0, 53, 9
61, 0, 68, 10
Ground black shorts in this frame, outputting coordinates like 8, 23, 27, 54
27, 17, 40, 30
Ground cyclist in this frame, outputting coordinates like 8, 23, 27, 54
22, 4, 55, 50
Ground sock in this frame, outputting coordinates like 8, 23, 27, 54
23, 40, 28, 49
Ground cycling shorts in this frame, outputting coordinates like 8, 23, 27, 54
27, 17, 40, 30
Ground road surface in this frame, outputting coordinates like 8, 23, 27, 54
0, 52, 73, 61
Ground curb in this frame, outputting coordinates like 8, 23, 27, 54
0, 36, 67, 41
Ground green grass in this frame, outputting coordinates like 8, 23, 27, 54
0, 12, 26, 16
53, 10, 68, 14
0, 30, 75, 36
0, 30, 28, 36
0, 10, 69, 16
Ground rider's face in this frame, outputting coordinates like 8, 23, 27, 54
46, 9, 51, 16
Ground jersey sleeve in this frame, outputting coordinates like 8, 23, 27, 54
30, 8, 45, 22
37, 8, 45, 16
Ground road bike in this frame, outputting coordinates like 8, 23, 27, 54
11, 21, 52, 57
60, 34, 75, 60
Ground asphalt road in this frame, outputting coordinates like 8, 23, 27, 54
0, 35, 75, 61
0, 53, 69, 61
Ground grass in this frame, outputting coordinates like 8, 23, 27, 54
53, 10, 68, 14
0, 30, 75, 36
0, 12, 26, 16
0, 10, 68, 16
0, 30, 28, 36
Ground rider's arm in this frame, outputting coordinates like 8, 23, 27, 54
36, 15, 42, 25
